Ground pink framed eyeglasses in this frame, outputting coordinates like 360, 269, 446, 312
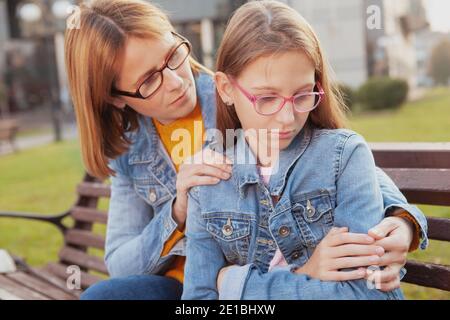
229, 77, 325, 116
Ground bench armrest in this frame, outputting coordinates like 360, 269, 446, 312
0, 211, 70, 235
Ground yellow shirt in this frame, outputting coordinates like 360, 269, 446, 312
153, 102, 204, 283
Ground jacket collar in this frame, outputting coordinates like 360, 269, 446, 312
228, 124, 313, 198
127, 72, 216, 166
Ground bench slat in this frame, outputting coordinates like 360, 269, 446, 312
37, 265, 82, 297
6, 272, 77, 300
383, 168, 450, 206
403, 260, 450, 291
59, 246, 108, 275
427, 217, 450, 242
44, 262, 103, 290
77, 182, 111, 198
0, 275, 50, 300
372, 144, 450, 169
65, 229, 105, 249
71, 206, 108, 224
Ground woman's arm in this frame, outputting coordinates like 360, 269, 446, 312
181, 187, 228, 300
105, 171, 179, 277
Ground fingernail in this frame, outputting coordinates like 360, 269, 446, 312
376, 247, 385, 255
370, 256, 380, 263
366, 236, 375, 242
370, 229, 381, 237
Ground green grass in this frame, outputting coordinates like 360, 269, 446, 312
0, 88, 449, 299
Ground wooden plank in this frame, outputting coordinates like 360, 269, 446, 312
36, 266, 82, 298
71, 206, 108, 224
65, 229, 105, 250
6, 271, 77, 300
382, 168, 450, 206
427, 217, 450, 242
44, 262, 102, 290
402, 260, 450, 291
58, 246, 108, 275
0, 275, 50, 300
77, 182, 111, 198
371, 143, 450, 169
0, 288, 22, 300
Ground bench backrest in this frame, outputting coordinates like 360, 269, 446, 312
371, 143, 450, 291
60, 143, 450, 292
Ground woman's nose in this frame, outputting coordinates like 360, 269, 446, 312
162, 68, 183, 92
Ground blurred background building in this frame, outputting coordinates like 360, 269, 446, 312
0, 0, 449, 140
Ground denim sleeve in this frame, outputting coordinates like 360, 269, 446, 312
104, 170, 179, 278
181, 188, 228, 300
219, 134, 403, 300
375, 167, 428, 250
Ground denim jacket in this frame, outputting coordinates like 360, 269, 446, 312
104, 72, 216, 277
182, 125, 428, 300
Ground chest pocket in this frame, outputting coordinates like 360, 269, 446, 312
205, 215, 252, 265
291, 190, 334, 248
133, 178, 172, 208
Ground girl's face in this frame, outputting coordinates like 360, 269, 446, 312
216, 50, 316, 156
112, 32, 197, 124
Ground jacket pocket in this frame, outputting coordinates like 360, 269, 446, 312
291, 190, 334, 248
133, 178, 172, 208
205, 215, 252, 264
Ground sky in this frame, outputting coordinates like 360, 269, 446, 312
425, 0, 450, 32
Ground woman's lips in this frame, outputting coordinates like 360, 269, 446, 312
170, 87, 189, 105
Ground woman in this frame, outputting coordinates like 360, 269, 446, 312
64, 0, 427, 300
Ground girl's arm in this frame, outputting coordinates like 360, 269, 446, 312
375, 167, 428, 250
181, 187, 228, 300
219, 133, 403, 300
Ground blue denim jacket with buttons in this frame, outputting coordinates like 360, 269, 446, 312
104, 72, 216, 277
182, 125, 428, 300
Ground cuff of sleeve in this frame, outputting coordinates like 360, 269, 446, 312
386, 204, 429, 250
218, 264, 253, 300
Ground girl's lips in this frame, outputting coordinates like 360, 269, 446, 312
271, 130, 295, 139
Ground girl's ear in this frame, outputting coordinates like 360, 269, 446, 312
214, 72, 234, 106
107, 96, 127, 109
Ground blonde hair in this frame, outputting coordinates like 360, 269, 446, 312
216, 0, 348, 140
65, 0, 210, 179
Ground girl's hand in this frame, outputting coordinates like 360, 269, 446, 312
172, 149, 232, 228
294, 227, 385, 281
366, 216, 414, 291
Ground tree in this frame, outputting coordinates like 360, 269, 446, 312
429, 39, 450, 86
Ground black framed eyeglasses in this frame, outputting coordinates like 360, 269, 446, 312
111, 32, 192, 100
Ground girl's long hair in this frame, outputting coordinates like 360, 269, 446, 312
215, 0, 348, 144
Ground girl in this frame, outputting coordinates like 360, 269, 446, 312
182, 0, 427, 300
65, 0, 426, 300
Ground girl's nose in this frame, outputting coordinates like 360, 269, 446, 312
162, 68, 183, 92
276, 100, 296, 125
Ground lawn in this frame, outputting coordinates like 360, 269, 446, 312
0, 88, 449, 299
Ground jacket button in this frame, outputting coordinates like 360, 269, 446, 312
278, 226, 290, 237
306, 200, 316, 217
222, 224, 233, 236
292, 251, 300, 259
222, 218, 234, 236
149, 191, 157, 203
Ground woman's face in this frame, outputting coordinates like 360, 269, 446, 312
216, 50, 316, 157
113, 32, 197, 124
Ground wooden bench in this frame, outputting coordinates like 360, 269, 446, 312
0, 119, 19, 153
0, 143, 449, 299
